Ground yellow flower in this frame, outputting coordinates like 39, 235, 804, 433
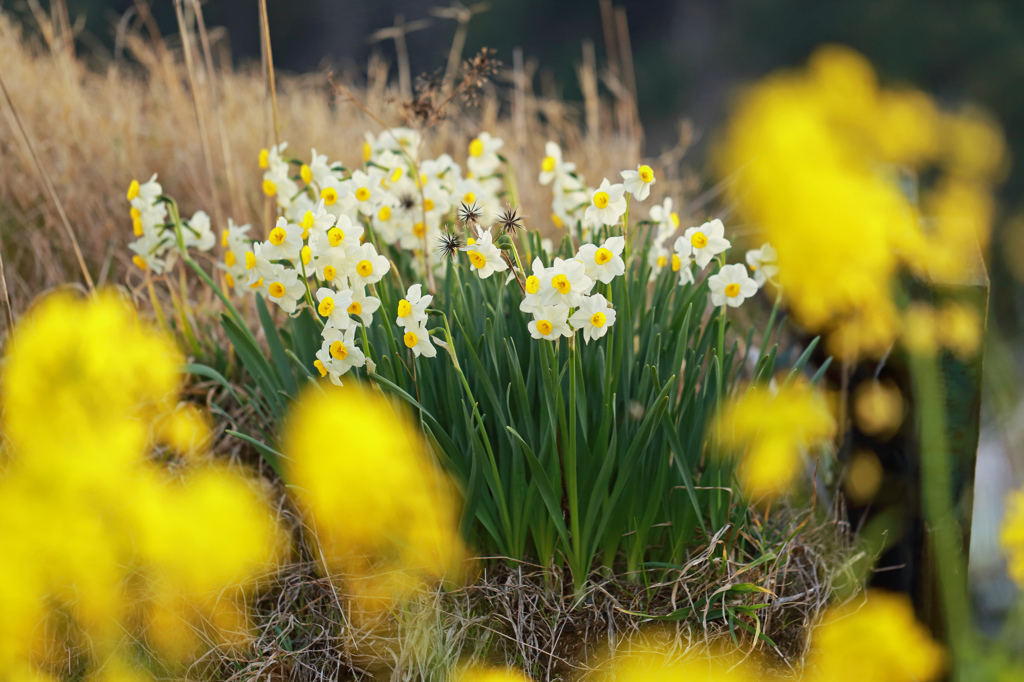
0, 291, 283, 673
715, 381, 835, 498
281, 383, 465, 616
1000, 487, 1024, 586
808, 590, 944, 682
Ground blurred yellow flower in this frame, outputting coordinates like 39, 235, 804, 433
0, 291, 282, 675
808, 590, 944, 682
845, 449, 884, 505
282, 383, 466, 616
999, 487, 1024, 586
715, 381, 836, 498
597, 641, 757, 682
853, 380, 904, 439
717, 44, 1002, 360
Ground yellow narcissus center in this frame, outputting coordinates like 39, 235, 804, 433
220, 228, 229, 247
424, 198, 435, 212
691, 232, 708, 249
356, 260, 373, 277
672, 254, 681, 272
262, 179, 277, 197
390, 167, 403, 183
268, 282, 286, 298
314, 359, 327, 377
132, 254, 147, 271
541, 156, 556, 172
525, 276, 540, 294
132, 215, 143, 237
245, 252, 256, 269
258, 148, 269, 169
413, 223, 427, 238
348, 301, 362, 315
468, 251, 487, 269
638, 165, 654, 182
127, 179, 140, 201
301, 245, 312, 265
249, 277, 263, 289
301, 210, 314, 236
404, 331, 418, 348
590, 311, 607, 327
328, 227, 344, 247
225, 251, 236, 267
657, 255, 668, 268
468, 139, 484, 157
552, 274, 571, 295
595, 247, 613, 265
355, 187, 371, 202
536, 320, 553, 336
725, 283, 741, 298
225, 272, 235, 288
593, 191, 609, 209
330, 340, 348, 360
397, 299, 412, 318
378, 205, 392, 221
362, 140, 372, 162
269, 226, 287, 246
318, 297, 335, 316
321, 187, 338, 205
300, 164, 312, 184
670, 212, 680, 228
323, 265, 336, 282
551, 213, 564, 229
467, 237, 476, 245
463, 191, 476, 205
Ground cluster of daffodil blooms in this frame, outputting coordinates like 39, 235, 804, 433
128, 125, 778, 387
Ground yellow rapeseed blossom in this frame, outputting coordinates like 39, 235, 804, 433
717, 44, 1003, 360
282, 383, 466, 616
597, 641, 757, 682
716, 381, 836, 499
808, 590, 944, 682
0, 291, 282, 675
999, 487, 1024, 586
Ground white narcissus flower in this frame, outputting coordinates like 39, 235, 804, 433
648, 244, 670, 281
745, 243, 779, 287
621, 164, 656, 201
307, 147, 334, 188
348, 242, 390, 287
528, 304, 572, 341
316, 326, 365, 385
539, 257, 593, 307
649, 197, 680, 243
583, 179, 628, 227
570, 294, 617, 343
539, 141, 576, 186
347, 286, 381, 325
674, 252, 695, 286
315, 287, 355, 330
462, 227, 509, 279
519, 258, 549, 315
467, 131, 504, 177
345, 168, 386, 216
262, 216, 304, 262
402, 323, 437, 358
675, 218, 731, 269
183, 210, 216, 252
265, 265, 306, 314
243, 242, 276, 287
397, 283, 432, 329
708, 263, 758, 308
575, 236, 625, 284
